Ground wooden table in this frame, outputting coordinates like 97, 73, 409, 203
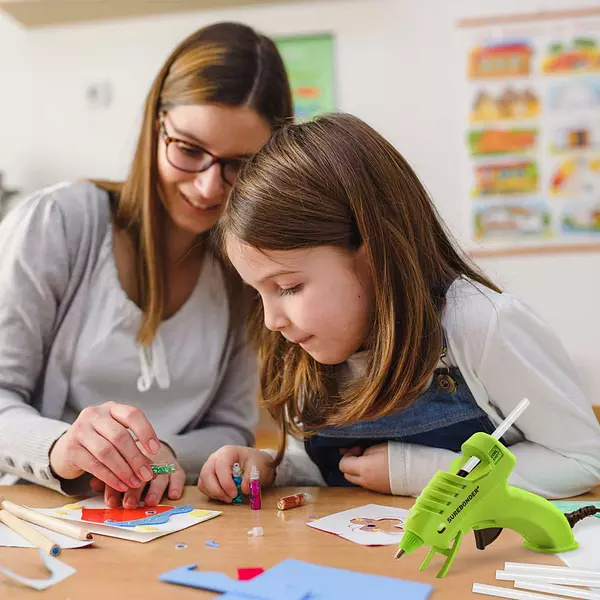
0, 485, 598, 598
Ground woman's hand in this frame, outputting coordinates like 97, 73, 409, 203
50, 401, 160, 492
339, 443, 391, 494
198, 446, 275, 503
90, 442, 185, 508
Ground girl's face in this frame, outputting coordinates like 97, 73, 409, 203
157, 104, 271, 236
226, 237, 373, 365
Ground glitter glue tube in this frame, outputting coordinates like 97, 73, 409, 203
232, 463, 243, 504
249, 465, 262, 510
276, 492, 311, 511
150, 462, 176, 475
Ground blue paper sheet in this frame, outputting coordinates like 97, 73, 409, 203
159, 565, 309, 599
159, 558, 433, 600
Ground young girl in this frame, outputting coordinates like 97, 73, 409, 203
0, 22, 293, 507
198, 113, 600, 501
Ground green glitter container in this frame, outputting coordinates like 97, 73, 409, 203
150, 462, 176, 475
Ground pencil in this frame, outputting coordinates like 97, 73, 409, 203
0, 497, 93, 542
0, 509, 61, 556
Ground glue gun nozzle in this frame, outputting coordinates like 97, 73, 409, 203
394, 548, 405, 560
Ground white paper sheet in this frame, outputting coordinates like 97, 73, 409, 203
558, 517, 600, 592
0, 549, 76, 590
307, 503, 409, 546
33, 497, 222, 543
0, 522, 93, 549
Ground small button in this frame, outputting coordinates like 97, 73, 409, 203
23, 464, 33, 474
5, 457, 14, 467
39, 470, 50, 480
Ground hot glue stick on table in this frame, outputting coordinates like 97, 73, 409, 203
393, 397, 593, 578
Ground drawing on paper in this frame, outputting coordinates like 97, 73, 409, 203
473, 160, 538, 196
81, 504, 194, 527
542, 37, 600, 75
550, 121, 600, 153
468, 128, 538, 156
473, 200, 552, 240
548, 79, 600, 111
462, 17, 600, 249
550, 156, 600, 196
561, 198, 600, 234
470, 88, 540, 123
469, 39, 533, 80
348, 517, 405, 535
33, 497, 221, 543
306, 504, 410, 546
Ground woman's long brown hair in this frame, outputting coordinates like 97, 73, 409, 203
219, 113, 500, 462
95, 22, 293, 344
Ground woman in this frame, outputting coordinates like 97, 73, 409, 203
0, 22, 293, 508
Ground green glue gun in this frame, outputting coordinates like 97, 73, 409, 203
394, 399, 578, 578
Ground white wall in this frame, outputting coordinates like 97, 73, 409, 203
0, 11, 28, 190
3, 0, 600, 402
17, 0, 410, 190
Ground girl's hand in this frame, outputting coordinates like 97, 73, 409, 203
339, 443, 391, 493
90, 442, 185, 508
50, 402, 160, 492
198, 446, 275, 503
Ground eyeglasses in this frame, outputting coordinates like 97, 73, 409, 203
159, 115, 245, 186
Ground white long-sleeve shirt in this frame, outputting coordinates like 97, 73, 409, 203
264, 278, 600, 499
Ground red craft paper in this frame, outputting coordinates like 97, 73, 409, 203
81, 505, 174, 524
237, 567, 265, 581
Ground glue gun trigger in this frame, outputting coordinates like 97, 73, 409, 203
473, 527, 503, 550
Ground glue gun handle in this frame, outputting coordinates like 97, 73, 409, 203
483, 485, 575, 552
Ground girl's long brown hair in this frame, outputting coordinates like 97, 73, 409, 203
96, 22, 293, 344
219, 113, 500, 461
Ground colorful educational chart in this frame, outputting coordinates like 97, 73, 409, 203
275, 34, 335, 121
461, 14, 600, 249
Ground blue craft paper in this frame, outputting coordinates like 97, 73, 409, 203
160, 558, 433, 600
106, 505, 194, 527
159, 565, 309, 600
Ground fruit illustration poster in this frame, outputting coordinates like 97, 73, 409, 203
459, 10, 600, 250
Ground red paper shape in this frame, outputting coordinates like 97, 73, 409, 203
81, 505, 174, 524
237, 567, 265, 581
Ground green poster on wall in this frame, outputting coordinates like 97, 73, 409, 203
275, 33, 335, 121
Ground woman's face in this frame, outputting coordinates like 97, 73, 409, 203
157, 103, 271, 236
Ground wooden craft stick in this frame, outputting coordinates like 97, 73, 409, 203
0, 497, 93, 541
0, 509, 61, 556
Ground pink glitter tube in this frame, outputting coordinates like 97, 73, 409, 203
249, 465, 261, 510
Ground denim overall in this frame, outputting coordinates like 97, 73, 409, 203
304, 288, 500, 486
